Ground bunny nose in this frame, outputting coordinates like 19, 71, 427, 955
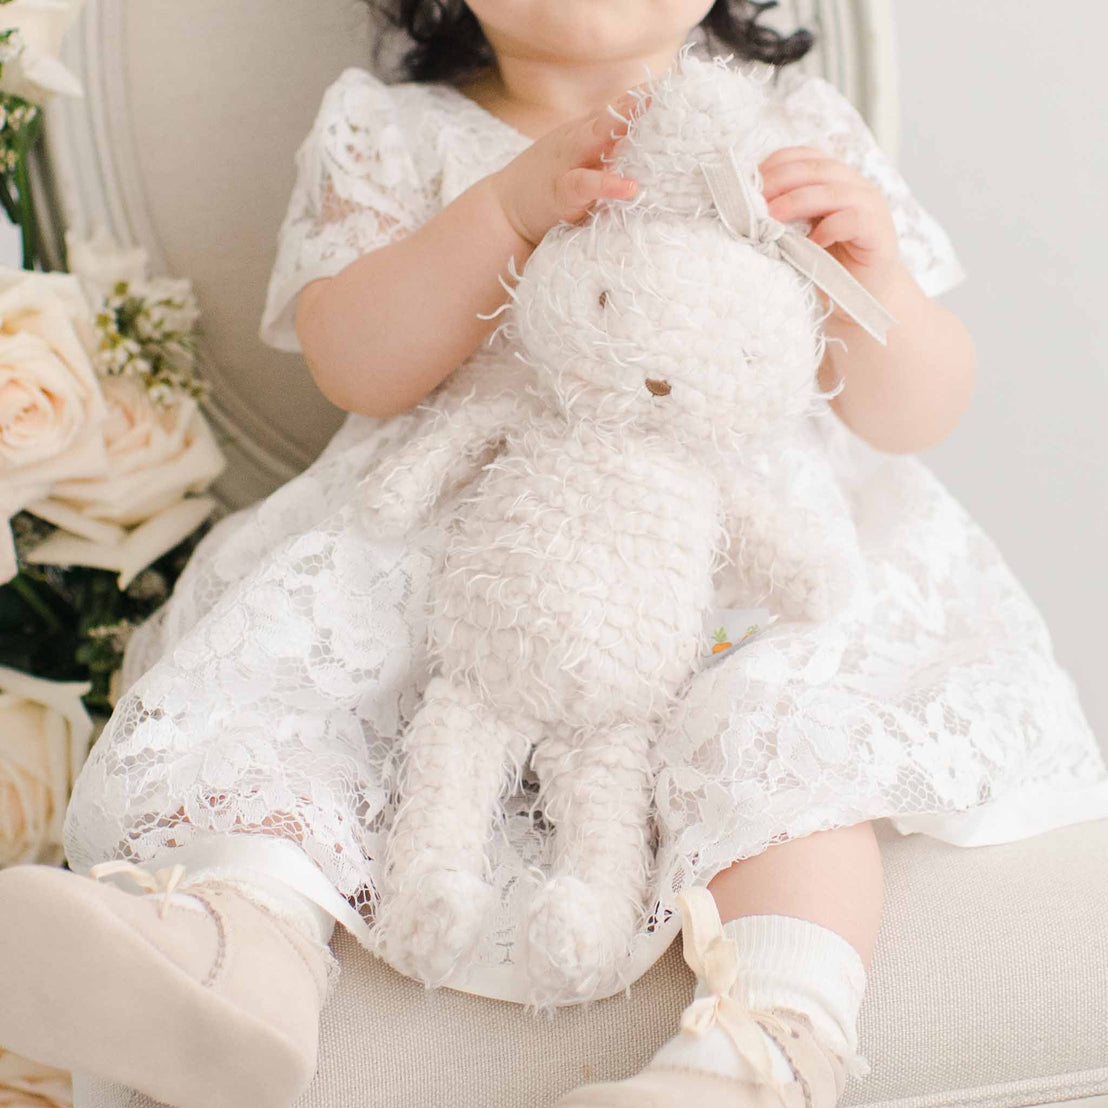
645, 378, 671, 397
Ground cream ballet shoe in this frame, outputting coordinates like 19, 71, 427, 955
0, 862, 333, 1108
554, 888, 859, 1108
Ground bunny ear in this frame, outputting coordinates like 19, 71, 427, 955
701, 147, 900, 345
609, 52, 786, 217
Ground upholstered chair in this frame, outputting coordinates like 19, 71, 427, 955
46, 3, 1108, 1105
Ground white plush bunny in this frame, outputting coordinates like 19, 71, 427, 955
366, 52, 866, 1005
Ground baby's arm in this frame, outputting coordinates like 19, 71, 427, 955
294, 93, 644, 421
760, 146, 976, 454
815, 264, 976, 453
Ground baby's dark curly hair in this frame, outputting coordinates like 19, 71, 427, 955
365, 1, 815, 84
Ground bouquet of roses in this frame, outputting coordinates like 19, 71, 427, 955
0, 4, 229, 1098
0, 231, 227, 706
0, 0, 226, 716
0, 0, 226, 849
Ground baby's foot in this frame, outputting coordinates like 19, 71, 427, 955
0, 863, 332, 1108
553, 886, 861, 1107
554, 1005, 848, 1107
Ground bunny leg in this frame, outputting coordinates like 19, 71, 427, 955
524, 722, 655, 1005
375, 675, 536, 986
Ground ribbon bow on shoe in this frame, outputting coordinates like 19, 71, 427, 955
89, 859, 190, 918
677, 886, 800, 1101
680, 887, 872, 1097
700, 148, 899, 346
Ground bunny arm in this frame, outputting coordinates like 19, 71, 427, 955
717, 461, 861, 623
360, 388, 534, 537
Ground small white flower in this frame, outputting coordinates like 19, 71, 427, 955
64, 226, 149, 305
0, 0, 85, 104
0, 31, 25, 66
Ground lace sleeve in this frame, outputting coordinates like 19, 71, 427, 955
772, 70, 968, 299
259, 68, 434, 352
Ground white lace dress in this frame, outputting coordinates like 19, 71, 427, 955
63, 56, 1108, 1003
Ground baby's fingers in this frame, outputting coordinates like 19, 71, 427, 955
570, 91, 650, 168
606, 87, 652, 127
555, 167, 637, 221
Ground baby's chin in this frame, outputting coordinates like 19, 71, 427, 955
468, 0, 702, 67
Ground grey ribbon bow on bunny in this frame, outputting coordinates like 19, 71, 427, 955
701, 148, 899, 345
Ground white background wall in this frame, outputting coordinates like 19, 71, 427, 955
892, 2, 1106, 745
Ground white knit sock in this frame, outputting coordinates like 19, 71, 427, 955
652, 913, 866, 1082
724, 913, 866, 1060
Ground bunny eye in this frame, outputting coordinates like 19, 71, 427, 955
598, 290, 609, 308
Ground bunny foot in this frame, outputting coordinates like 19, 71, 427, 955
375, 868, 493, 987
523, 875, 636, 1006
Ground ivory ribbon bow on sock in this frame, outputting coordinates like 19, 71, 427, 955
678, 886, 797, 1099
700, 148, 900, 346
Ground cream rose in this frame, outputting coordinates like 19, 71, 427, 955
0, 665, 93, 870
39, 375, 224, 523
23, 376, 225, 589
0, 267, 108, 582
0, 0, 84, 104
0, 1048, 72, 1107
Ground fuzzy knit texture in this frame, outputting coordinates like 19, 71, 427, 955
366, 52, 866, 1006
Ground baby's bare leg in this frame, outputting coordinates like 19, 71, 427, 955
708, 821, 883, 965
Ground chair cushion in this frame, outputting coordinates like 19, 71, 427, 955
72, 818, 1108, 1108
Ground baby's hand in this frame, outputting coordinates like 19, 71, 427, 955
492, 91, 648, 246
759, 146, 900, 293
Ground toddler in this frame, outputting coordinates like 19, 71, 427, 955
2, 3, 1107, 1108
